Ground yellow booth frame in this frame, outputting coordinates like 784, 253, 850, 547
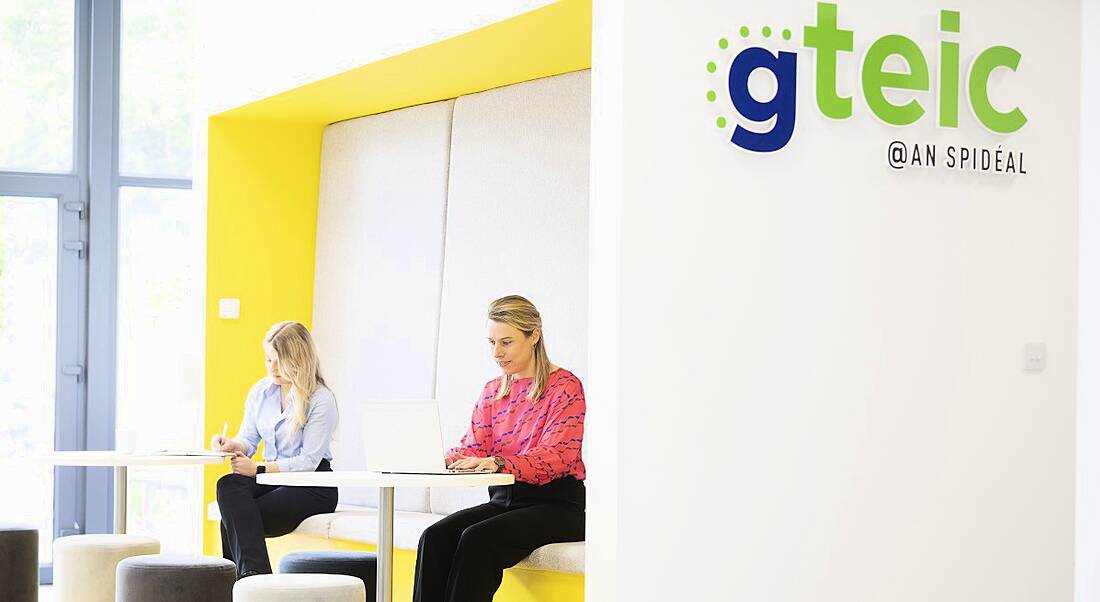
202, 2, 591, 600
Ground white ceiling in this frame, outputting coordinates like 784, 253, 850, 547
197, 1, 557, 114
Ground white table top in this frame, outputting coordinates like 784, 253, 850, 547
40, 451, 230, 467
257, 470, 515, 488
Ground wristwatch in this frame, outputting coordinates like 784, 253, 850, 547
492, 456, 505, 473
256, 464, 266, 475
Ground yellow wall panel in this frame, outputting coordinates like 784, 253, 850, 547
203, 116, 325, 535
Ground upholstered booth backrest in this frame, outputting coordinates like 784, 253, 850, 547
312, 71, 590, 514
434, 71, 591, 447
313, 100, 455, 510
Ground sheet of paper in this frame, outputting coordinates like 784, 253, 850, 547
150, 449, 233, 457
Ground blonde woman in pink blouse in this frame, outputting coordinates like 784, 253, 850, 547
413, 295, 586, 602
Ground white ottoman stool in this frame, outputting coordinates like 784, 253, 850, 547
233, 574, 365, 602
53, 534, 159, 602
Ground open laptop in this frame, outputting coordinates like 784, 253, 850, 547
363, 400, 482, 475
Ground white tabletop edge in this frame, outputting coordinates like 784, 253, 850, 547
38, 451, 230, 466
257, 470, 515, 488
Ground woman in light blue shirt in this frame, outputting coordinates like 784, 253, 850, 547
211, 321, 339, 578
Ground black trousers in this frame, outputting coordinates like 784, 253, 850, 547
413, 478, 585, 602
217, 458, 338, 575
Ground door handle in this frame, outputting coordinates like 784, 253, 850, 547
63, 240, 86, 259
62, 365, 84, 383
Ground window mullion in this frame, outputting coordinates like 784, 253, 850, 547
118, 176, 192, 190
0, 172, 80, 195
84, 0, 121, 536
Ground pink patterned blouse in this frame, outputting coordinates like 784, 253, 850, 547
447, 368, 586, 486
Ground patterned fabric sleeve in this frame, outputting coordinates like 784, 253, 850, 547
498, 376, 585, 485
445, 379, 499, 462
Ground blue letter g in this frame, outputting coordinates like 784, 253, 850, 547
728, 47, 797, 152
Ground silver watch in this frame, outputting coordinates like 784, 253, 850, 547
492, 456, 505, 473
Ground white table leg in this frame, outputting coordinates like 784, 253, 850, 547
378, 486, 394, 602
113, 465, 127, 534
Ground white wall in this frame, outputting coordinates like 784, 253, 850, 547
590, 1, 1080, 600
1077, 0, 1099, 600
586, 0, 623, 599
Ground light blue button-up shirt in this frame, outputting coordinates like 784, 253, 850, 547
236, 376, 337, 472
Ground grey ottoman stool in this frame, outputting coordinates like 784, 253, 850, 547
278, 551, 377, 600
115, 554, 235, 602
0, 523, 38, 602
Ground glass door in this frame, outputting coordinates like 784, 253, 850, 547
0, 177, 87, 581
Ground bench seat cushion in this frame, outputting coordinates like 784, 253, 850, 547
328, 510, 443, 551
325, 510, 584, 574
207, 503, 374, 539
514, 542, 585, 574
429, 485, 489, 516
207, 503, 586, 574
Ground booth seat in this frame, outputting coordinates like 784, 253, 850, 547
206, 488, 586, 575
205, 70, 593, 599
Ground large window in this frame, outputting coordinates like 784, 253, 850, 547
0, 0, 204, 579
115, 0, 202, 553
0, 2, 83, 578
119, 0, 194, 178
116, 186, 204, 550
0, 1, 75, 172
0, 197, 59, 562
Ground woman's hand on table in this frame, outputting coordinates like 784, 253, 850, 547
447, 455, 497, 473
230, 451, 258, 476
210, 434, 240, 453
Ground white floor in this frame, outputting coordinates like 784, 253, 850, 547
39, 585, 56, 601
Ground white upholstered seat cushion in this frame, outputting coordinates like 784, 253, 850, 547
326, 509, 585, 574
327, 510, 444, 551
429, 484, 490, 516
207, 502, 374, 539
208, 500, 584, 573
514, 542, 585, 574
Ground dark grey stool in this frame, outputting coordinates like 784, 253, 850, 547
115, 554, 235, 602
278, 551, 377, 600
0, 523, 37, 602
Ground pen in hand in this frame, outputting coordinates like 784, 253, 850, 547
215, 421, 228, 452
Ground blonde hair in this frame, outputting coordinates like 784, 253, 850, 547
264, 321, 327, 431
489, 295, 551, 402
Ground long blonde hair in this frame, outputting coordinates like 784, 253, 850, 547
264, 321, 326, 431
489, 295, 552, 402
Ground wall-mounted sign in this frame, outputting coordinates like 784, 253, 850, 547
705, 2, 1026, 174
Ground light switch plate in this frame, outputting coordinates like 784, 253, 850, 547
1024, 342, 1046, 373
218, 298, 240, 320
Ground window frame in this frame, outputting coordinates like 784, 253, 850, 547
86, 0, 196, 543
0, 0, 197, 582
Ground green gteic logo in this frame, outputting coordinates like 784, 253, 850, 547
707, 2, 1027, 171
